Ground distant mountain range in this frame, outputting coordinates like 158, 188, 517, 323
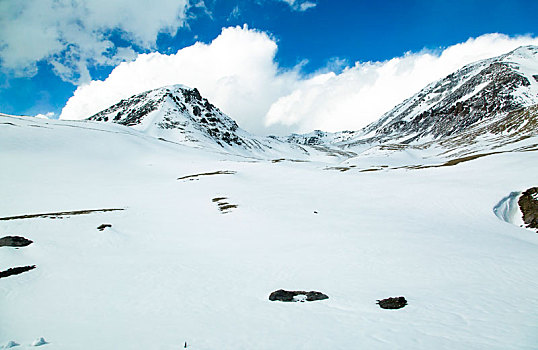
84, 45, 538, 165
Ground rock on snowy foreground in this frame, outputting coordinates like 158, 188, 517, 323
518, 187, 538, 231
268, 289, 329, 302
377, 296, 408, 309
0, 236, 33, 247
0, 46, 538, 349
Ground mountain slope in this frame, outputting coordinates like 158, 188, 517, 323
88, 84, 254, 148
362, 45, 538, 143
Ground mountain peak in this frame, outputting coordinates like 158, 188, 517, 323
88, 84, 248, 149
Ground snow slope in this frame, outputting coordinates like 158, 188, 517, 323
1, 114, 537, 350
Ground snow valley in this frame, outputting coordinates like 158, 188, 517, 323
1, 46, 538, 350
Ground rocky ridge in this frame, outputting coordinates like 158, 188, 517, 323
89, 85, 247, 148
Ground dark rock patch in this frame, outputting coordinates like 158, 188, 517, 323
518, 187, 538, 231
0, 236, 33, 247
324, 166, 352, 172
97, 224, 112, 231
269, 289, 329, 302
177, 170, 236, 181
0, 208, 124, 221
0, 265, 36, 279
211, 197, 238, 214
377, 296, 408, 309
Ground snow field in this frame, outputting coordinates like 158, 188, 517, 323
1, 116, 537, 349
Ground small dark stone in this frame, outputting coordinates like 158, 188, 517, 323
0, 236, 33, 247
314, 211, 318, 214
376, 296, 408, 309
269, 289, 329, 302
97, 224, 112, 231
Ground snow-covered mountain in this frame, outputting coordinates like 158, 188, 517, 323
86, 84, 352, 161
362, 45, 538, 143
284, 46, 538, 151
85, 47, 538, 163
88, 85, 260, 149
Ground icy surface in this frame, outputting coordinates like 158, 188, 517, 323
1, 114, 537, 350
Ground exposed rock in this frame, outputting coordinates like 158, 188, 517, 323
177, 170, 236, 181
0, 265, 36, 279
211, 197, 238, 214
0, 236, 33, 247
0, 208, 124, 221
518, 187, 538, 231
97, 224, 112, 231
376, 296, 408, 309
268, 289, 329, 302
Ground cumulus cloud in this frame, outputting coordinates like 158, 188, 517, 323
266, 33, 538, 132
60, 26, 301, 134
61, 29, 538, 135
0, 0, 189, 84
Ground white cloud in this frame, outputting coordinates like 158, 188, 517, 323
60, 25, 301, 134
60, 29, 538, 135
35, 112, 56, 119
266, 33, 538, 133
278, 0, 317, 11
0, 0, 189, 84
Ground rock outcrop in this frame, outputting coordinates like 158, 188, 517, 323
0, 236, 33, 247
376, 296, 408, 309
518, 187, 538, 231
268, 289, 329, 302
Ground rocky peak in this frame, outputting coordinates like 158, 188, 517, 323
88, 85, 245, 147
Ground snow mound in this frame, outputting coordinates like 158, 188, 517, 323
31, 338, 48, 347
2, 341, 19, 349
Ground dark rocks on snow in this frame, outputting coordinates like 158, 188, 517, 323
377, 296, 408, 309
0, 236, 33, 247
97, 224, 112, 231
269, 289, 329, 302
518, 187, 538, 231
0, 265, 36, 279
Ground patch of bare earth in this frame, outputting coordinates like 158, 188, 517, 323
0, 208, 124, 221
177, 170, 236, 181
212, 197, 238, 214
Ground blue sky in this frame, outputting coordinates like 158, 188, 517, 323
1, 0, 537, 133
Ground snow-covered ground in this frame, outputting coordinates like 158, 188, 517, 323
1, 115, 537, 349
